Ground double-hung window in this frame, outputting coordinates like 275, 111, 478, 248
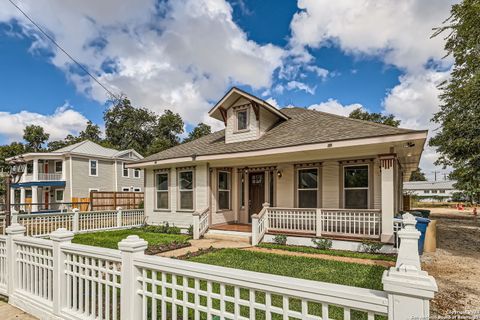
218, 171, 231, 210
55, 161, 63, 173
89, 160, 98, 176
297, 168, 318, 208
55, 189, 64, 202
344, 165, 369, 209
236, 109, 248, 131
178, 170, 194, 210
156, 172, 169, 210
122, 163, 129, 177
134, 169, 141, 178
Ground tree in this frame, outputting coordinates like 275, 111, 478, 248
104, 98, 157, 156
183, 123, 211, 143
79, 121, 102, 142
23, 125, 49, 151
349, 108, 401, 127
409, 168, 427, 181
0, 142, 26, 172
430, 0, 480, 202
147, 110, 184, 155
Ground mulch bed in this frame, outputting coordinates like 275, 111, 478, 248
145, 242, 191, 255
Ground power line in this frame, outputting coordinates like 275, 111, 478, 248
7, 0, 119, 99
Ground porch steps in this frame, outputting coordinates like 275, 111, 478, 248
203, 229, 252, 244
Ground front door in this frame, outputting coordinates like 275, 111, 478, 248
249, 172, 265, 222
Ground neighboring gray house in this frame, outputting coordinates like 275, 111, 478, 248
403, 180, 459, 202
7, 140, 144, 213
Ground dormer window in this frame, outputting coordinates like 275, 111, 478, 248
236, 109, 249, 131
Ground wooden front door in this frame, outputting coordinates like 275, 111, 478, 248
249, 172, 265, 222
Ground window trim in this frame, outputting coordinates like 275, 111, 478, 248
133, 187, 141, 192
343, 164, 370, 209
88, 188, 99, 193
177, 169, 195, 212
155, 172, 170, 210
134, 168, 141, 179
234, 108, 250, 133
217, 170, 231, 211
54, 160, 63, 173
89, 159, 98, 177
55, 189, 64, 202
122, 162, 129, 178
296, 167, 320, 208
122, 187, 131, 192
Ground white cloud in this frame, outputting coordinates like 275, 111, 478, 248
0, 104, 89, 142
286, 81, 316, 95
307, 99, 363, 117
0, 0, 285, 125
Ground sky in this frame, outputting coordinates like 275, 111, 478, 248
0, 0, 456, 180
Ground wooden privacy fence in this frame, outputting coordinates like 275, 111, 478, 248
90, 191, 144, 210
0, 213, 437, 320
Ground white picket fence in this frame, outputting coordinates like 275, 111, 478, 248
252, 205, 381, 245
0, 208, 145, 237
0, 213, 437, 320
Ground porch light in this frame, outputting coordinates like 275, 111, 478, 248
277, 170, 282, 178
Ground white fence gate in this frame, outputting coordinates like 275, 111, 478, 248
0, 213, 437, 320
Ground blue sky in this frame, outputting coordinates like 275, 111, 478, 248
0, 0, 455, 177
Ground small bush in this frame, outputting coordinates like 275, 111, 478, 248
138, 200, 144, 209
311, 238, 333, 250
361, 240, 383, 253
142, 222, 181, 234
273, 234, 288, 245
187, 225, 194, 237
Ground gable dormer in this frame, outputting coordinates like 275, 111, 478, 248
209, 87, 289, 144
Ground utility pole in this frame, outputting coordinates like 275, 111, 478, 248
432, 171, 440, 181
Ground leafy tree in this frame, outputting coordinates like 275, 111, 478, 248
183, 123, 211, 143
104, 98, 157, 155
349, 108, 401, 127
23, 125, 49, 151
430, 0, 480, 202
0, 142, 26, 172
409, 168, 427, 181
147, 110, 184, 155
79, 121, 102, 142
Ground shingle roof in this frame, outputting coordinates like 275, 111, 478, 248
403, 180, 457, 190
141, 108, 423, 163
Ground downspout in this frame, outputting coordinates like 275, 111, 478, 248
114, 160, 118, 192
69, 155, 73, 201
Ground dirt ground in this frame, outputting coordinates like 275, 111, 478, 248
420, 207, 480, 316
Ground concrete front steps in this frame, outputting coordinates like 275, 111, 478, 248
203, 229, 252, 244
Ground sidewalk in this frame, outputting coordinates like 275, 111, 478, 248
0, 300, 37, 320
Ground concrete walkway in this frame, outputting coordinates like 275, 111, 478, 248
0, 301, 37, 320
157, 238, 251, 257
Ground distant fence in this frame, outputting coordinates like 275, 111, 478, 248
90, 191, 144, 210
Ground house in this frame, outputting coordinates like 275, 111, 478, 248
130, 87, 427, 244
7, 140, 144, 213
403, 180, 459, 202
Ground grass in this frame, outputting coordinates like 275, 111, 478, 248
258, 243, 397, 262
72, 228, 190, 250
188, 248, 386, 290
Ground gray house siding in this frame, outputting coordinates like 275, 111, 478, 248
71, 157, 115, 198
116, 161, 144, 192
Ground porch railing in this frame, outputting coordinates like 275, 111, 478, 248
37, 172, 63, 181
192, 208, 209, 239
252, 205, 382, 245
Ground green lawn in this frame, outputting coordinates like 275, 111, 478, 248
258, 243, 397, 262
188, 248, 386, 290
72, 228, 190, 250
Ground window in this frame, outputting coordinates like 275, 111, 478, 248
178, 170, 194, 210
424, 190, 430, 194
240, 173, 245, 208
218, 171, 231, 210
297, 168, 318, 208
122, 187, 131, 192
55, 189, 64, 202
55, 161, 63, 173
440, 190, 446, 194
432, 190, 438, 194
236, 109, 248, 131
133, 187, 141, 192
26, 161, 33, 174
89, 160, 98, 176
134, 169, 141, 178
122, 162, 129, 177
156, 172, 169, 210
344, 165, 369, 209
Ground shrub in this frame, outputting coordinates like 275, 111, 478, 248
142, 222, 181, 234
138, 200, 144, 209
273, 234, 288, 245
361, 240, 383, 254
187, 225, 194, 237
311, 238, 333, 250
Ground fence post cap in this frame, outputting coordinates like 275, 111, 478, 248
382, 265, 438, 299
399, 213, 420, 240
116, 206, 123, 211
72, 208, 80, 213
262, 202, 270, 208
118, 235, 148, 252
50, 228, 74, 242
6, 223, 26, 235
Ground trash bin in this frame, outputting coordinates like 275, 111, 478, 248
414, 209, 431, 218
415, 217, 430, 255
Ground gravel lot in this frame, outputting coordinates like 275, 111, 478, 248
420, 208, 480, 316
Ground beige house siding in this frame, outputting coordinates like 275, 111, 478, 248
322, 161, 340, 208
116, 161, 144, 192
225, 98, 259, 144
373, 159, 382, 209
275, 164, 294, 207
259, 107, 279, 135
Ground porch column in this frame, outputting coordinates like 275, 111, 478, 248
380, 154, 395, 243
20, 188, 26, 212
62, 159, 67, 180
33, 159, 39, 181
10, 187, 17, 213
31, 185, 39, 212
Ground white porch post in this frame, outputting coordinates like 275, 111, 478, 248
31, 185, 39, 212
382, 213, 437, 319
380, 155, 395, 243
20, 188, 26, 212
33, 159, 39, 181
10, 187, 17, 213
6, 223, 26, 296
61, 159, 67, 181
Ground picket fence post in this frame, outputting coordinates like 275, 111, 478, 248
192, 211, 200, 240
6, 223, 26, 296
50, 228, 74, 316
119, 235, 148, 319
72, 208, 80, 232
382, 213, 438, 319
117, 207, 123, 228
316, 209, 322, 237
